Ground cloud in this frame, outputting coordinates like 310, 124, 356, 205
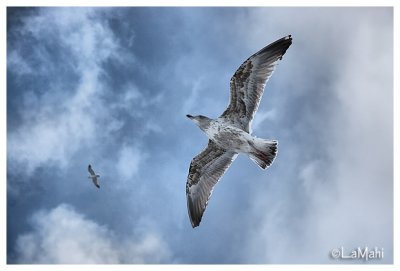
7, 8, 126, 175
7, 50, 33, 75
7, 7, 393, 264
241, 8, 393, 263
251, 109, 277, 132
116, 144, 147, 181
8, 71, 97, 173
14, 204, 172, 264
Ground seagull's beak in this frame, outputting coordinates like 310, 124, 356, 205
186, 114, 193, 119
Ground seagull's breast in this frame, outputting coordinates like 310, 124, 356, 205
205, 120, 254, 153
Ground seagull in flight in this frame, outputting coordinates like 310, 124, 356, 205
186, 35, 292, 228
88, 164, 100, 189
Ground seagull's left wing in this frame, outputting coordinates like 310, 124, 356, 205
186, 140, 237, 228
221, 35, 292, 133
92, 178, 100, 189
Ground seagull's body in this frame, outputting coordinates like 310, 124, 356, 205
186, 35, 292, 228
88, 164, 100, 189
198, 118, 276, 155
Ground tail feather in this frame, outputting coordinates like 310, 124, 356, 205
248, 139, 278, 170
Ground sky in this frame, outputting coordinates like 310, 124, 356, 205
6, 7, 393, 264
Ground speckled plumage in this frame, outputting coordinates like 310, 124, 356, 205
186, 35, 292, 228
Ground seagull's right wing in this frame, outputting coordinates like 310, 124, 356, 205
88, 164, 95, 175
221, 35, 292, 133
186, 140, 237, 228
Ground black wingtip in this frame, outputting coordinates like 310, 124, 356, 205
187, 194, 202, 228
191, 220, 200, 228
276, 35, 293, 59
254, 35, 293, 60
287, 34, 293, 44
281, 34, 293, 47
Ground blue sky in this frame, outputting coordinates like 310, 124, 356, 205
7, 7, 393, 264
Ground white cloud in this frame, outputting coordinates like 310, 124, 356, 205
8, 71, 98, 173
8, 8, 123, 175
114, 83, 165, 114
116, 144, 147, 181
242, 8, 393, 263
15, 204, 172, 264
251, 109, 277, 132
308, 16, 393, 262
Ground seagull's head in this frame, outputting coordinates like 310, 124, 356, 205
186, 114, 211, 130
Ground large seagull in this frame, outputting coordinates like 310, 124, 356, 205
186, 35, 292, 228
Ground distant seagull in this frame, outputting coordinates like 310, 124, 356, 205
186, 35, 292, 227
88, 164, 100, 189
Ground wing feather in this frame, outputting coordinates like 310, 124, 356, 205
92, 177, 100, 188
221, 35, 292, 132
186, 141, 237, 227
88, 164, 95, 175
